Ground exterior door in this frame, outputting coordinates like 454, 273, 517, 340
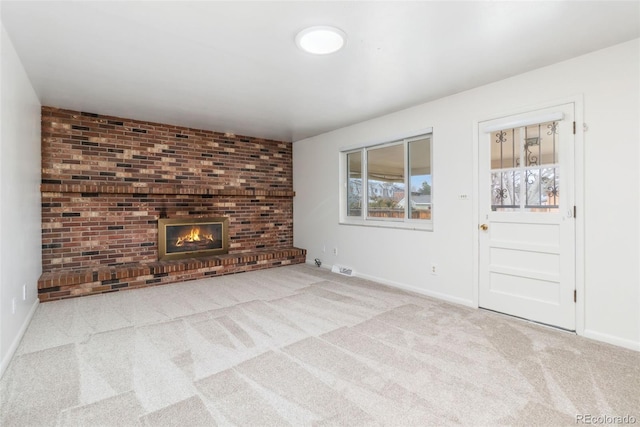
478, 104, 576, 330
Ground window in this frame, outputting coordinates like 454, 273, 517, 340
342, 131, 432, 229
490, 120, 560, 213
367, 143, 404, 219
408, 136, 431, 219
346, 151, 362, 217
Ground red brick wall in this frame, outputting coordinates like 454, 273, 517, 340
41, 107, 295, 272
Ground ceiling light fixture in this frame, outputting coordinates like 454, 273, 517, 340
295, 26, 346, 55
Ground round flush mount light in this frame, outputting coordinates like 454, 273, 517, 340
295, 26, 346, 55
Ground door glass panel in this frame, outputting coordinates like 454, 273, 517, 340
491, 171, 520, 211
523, 121, 559, 166
524, 167, 559, 212
546, 167, 559, 207
525, 169, 542, 207
491, 129, 519, 169
491, 120, 561, 213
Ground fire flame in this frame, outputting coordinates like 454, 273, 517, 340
175, 227, 214, 247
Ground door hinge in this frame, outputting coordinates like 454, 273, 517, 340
574, 290, 577, 303
573, 121, 576, 134
572, 205, 576, 218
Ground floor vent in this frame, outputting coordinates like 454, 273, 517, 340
332, 265, 355, 277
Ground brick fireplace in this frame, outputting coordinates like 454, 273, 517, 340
38, 107, 305, 301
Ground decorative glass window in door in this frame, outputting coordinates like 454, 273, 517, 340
491, 121, 560, 213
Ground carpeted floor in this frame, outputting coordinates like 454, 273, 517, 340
1, 264, 638, 426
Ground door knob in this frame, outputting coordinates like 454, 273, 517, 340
479, 224, 489, 231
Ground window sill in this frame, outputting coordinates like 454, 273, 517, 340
339, 219, 433, 232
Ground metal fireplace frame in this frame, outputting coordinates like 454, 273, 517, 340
158, 217, 229, 261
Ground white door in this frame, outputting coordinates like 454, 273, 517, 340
478, 104, 576, 330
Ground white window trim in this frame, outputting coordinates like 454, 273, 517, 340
339, 128, 433, 231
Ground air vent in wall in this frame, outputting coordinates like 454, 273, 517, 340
332, 265, 355, 277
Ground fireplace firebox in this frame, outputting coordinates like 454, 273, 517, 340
158, 217, 229, 261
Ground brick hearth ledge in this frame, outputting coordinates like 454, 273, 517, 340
38, 247, 306, 302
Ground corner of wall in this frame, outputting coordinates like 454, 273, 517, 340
0, 23, 42, 378
0, 299, 38, 378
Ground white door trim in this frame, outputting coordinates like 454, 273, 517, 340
472, 95, 585, 336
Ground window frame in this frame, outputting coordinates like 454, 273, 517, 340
339, 128, 433, 231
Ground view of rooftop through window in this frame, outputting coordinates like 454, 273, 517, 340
345, 133, 432, 223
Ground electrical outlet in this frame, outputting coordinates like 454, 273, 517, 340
332, 247, 338, 256
430, 263, 437, 275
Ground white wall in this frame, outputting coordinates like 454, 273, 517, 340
294, 39, 639, 350
0, 24, 42, 377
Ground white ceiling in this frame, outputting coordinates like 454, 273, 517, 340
2, 1, 639, 142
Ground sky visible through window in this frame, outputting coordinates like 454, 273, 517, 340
411, 175, 431, 192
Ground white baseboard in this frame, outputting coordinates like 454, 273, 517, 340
304, 260, 474, 308
302, 261, 639, 352
352, 271, 475, 308
582, 329, 640, 352
0, 298, 39, 379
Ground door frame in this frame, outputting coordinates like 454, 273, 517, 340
472, 95, 585, 336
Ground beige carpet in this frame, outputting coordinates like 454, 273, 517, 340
1, 264, 638, 426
